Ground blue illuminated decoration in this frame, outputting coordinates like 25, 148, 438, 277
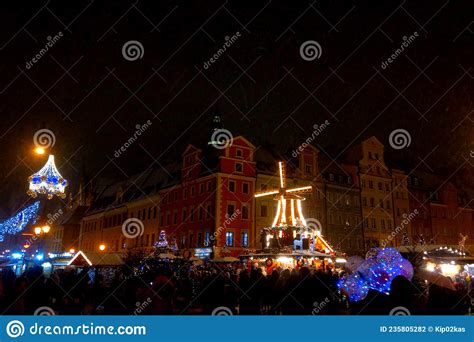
27, 155, 67, 199
337, 248, 414, 302
0, 201, 40, 242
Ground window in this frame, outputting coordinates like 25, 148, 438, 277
191, 186, 195, 196
205, 231, 210, 245
151, 233, 155, 245
148, 207, 152, 220
369, 181, 373, 189
363, 197, 367, 207
361, 179, 366, 187
385, 184, 390, 191
260, 205, 268, 217
200, 183, 205, 194
242, 205, 249, 219
182, 209, 187, 222
197, 232, 202, 246
199, 207, 204, 221
329, 174, 334, 181
305, 164, 312, 174
381, 219, 385, 229
173, 212, 178, 225
225, 232, 234, 247
378, 182, 382, 190
166, 212, 171, 225
183, 188, 188, 199
207, 181, 212, 192
236, 149, 243, 158
371, 218, 376, 229
153, 207, 157, 219
235, 163, 243, 172
375, 153, 379, 160
386, 201, 391, 209
227, 204, 235, 217
369, 152, 373, 159
241, 232, 249, 247
370, 198, 374, 207
206, 205, 211, 219
242, 182, 249, 194
229, 180, 236, 192
190, 207, 195, 221
189, 234, 194, 247
174, 192, 178, 201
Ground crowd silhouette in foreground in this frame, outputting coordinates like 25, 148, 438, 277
0, 261, 471, 315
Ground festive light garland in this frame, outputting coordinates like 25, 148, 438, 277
0, 201, 40, 242
27, 155, 67, 199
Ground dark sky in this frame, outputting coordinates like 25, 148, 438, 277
0, 0, 472, 215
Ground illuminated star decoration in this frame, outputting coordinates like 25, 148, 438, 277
337, 248, 414, 302
254, 161, 334, 253
27, 155, 68, 200
0, 201, 40, 242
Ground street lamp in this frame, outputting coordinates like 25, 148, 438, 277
34, 147, 46, 155
99, 244, 106, 251
34, 225, 50, 235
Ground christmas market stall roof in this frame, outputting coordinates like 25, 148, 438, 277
68, 250, 124, 267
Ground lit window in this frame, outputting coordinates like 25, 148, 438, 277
226, 232, 234, 247
242, 232, 249, 247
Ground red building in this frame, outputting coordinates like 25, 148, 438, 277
158, 136, 256, 257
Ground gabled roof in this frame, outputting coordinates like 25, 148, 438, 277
182, 144, 201, 156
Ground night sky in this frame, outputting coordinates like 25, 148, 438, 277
0, 0, 472, 215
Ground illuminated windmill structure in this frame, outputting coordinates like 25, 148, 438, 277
255, 161, 334, 254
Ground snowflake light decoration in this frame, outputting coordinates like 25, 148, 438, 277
27, 155, 68, 199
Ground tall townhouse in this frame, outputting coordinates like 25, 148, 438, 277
346, 137, 395, 249
159, 136, 256, 257
322, 160, 364, 255
390, 168, 411, 246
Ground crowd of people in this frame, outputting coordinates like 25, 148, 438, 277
0, 260, 471, 315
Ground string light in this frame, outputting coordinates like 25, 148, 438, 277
0, 201, 40, 242
27, 155, 68, 199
